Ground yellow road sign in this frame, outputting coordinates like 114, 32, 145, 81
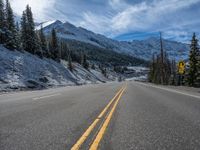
178, 60, 185, 74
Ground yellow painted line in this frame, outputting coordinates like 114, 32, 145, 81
71, 85, 125, 150
89, 86, 126, 150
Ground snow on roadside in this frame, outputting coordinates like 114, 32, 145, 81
125, 66, 149, 81
127, 66, 149, 73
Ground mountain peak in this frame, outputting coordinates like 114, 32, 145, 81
36, 20, 63, 30
39, 20, 189, 61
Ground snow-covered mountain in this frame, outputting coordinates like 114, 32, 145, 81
37, 20, 190, 61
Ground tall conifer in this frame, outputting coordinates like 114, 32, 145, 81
21, 5, 40, 54
49, 28, 60, 62
5, 0, 17, 50
0, 0, 6, 44
39, 25, 48, 57
187, 33, 199, 86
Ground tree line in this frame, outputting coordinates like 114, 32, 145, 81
148, 33, 200, 87
0, 0, 90, 70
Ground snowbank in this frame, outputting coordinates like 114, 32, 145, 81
125, 66, 149, 81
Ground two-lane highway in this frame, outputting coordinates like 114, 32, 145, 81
1, 81, 200, 150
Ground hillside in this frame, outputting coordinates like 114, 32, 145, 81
0, 46, 115, 92
38, 20, 190, 61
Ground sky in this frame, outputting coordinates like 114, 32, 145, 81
10, 0, 200, 43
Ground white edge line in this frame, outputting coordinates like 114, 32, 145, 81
33, 93, 61, 100
136, 82, 200, 99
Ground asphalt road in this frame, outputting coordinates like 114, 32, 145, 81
0, 81, 200, 150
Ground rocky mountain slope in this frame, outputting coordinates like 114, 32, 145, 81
37, 20, 190, 61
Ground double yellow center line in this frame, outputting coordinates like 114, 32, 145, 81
71, 84, 127, 150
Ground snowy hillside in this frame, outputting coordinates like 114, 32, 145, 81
38, 20, 190, 61
0, 46, 113, 92
129, 37, 190, 60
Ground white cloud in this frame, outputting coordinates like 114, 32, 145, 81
9, 0, 200, 42
10, 0, 56, 21
79, 11, 112, 34
108, 0, 129, 10
111, 2, 148, 31
110, 0, 200, 35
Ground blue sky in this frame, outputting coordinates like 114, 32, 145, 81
11, 0, 200, 43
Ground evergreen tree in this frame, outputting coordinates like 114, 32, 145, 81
82, 53, 89, 69
20, 11, 28, 51
148, 34, 172, 85
113, 65, 123, 73
4, 0, 17, 50
91, 64, 95, 70
187, 33, 199, 86
47, 41, 53, 58
35, 32, 43, 58
39, 25, 48, 57
15, 21, 21, 49
59, 41, 64, 59
49, 28, 60, 62
26, 5, 38, 54
163, 52, 171, 84
169, 59, 177, 85
0, 0, 6, 44
194, 48, 200, 87
71, 51, 81, 64
101, 67, 107, 77
68, 50, 73, 71
21, 5, 40, 54
160, 32, 164, 84
148, 54, 156, 82
80, 52, 84, 66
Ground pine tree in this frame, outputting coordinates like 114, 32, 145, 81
39, 25, 48, 57
80, 52, 84, 66
4, 0, 17, 50
149, 34, 167, 84
169, 59, 177, 85
187, 33, 199, 86
148, 54, 156, 82
160, 32, 164, 84
163, 52, 171, 84
101, 67, 107, 77
35, 32, 43, 58
15, 21, 21, 49
68, 50, 73, 71
21, 11, 28, 51
194, 48, 200, 87
0, 0, 6, 44
26, 5, 38, 54
148, 34, 172, 85
195, 58, 200, 87
91, 64, 95, 70
21, 5, 40, 54
49, 28, 60, 62
59, 41, 64, 59
47, 41, 52, 58
82, 53, 89, 69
